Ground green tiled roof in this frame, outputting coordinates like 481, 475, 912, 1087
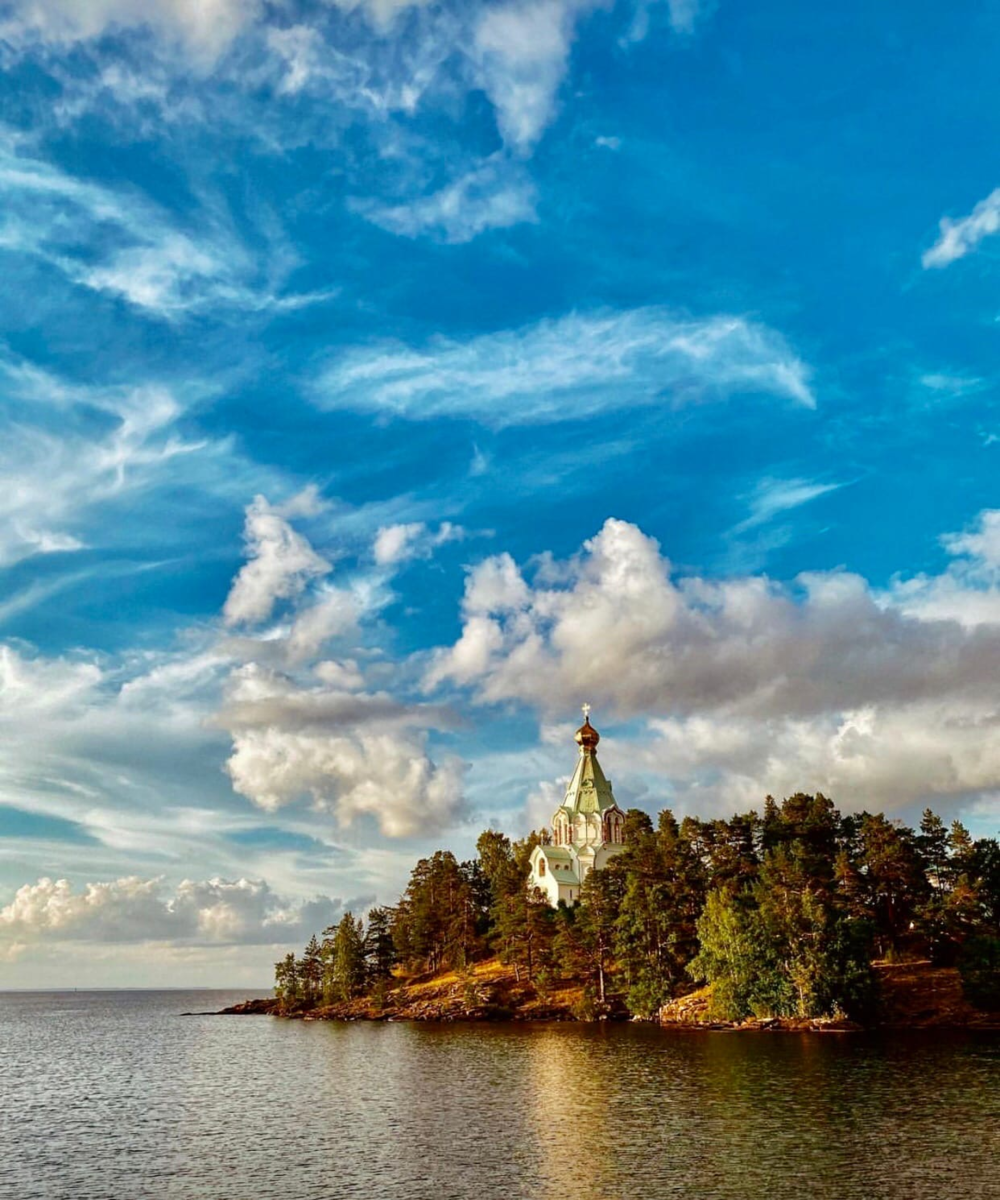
560, 746, 618, 816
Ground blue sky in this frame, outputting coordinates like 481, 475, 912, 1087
2, 0, 1000, 985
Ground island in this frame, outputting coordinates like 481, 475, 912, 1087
223, 715, 1000, 1031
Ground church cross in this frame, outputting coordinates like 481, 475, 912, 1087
581, 702, 591, 720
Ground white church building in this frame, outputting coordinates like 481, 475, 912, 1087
528, 707, 626, 906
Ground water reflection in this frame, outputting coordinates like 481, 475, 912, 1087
2, 995, 999, 1200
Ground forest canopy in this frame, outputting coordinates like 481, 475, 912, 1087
275, 796, 1000, 1022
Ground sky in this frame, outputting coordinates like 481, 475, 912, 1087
2, 0, 1000, 987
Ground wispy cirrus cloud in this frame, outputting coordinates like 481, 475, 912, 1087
354, 155, 538, 243
313, 307, 815, 425
0, 129, 326, 319
0, 0, 261, 59
0, 355, 217, 568
1, 1, 710, 250
733, 475, 844, 533
923, 187, 1000, 269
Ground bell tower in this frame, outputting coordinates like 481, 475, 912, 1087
529, 706, 626, 907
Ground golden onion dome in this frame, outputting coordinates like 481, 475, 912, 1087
574, 714, 600, 750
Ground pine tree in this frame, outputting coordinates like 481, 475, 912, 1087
274, 951, 301, 1007
331, 913, 366, 1002
300, 934, 323, 1006
364, 906, 397, 983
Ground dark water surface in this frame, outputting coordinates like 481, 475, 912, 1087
2, 990, 999, 1200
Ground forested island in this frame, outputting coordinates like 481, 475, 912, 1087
229, 795, 1000, 1029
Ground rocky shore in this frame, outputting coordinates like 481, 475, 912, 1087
215, 957, 1000, 1030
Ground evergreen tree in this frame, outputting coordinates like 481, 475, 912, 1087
300, 933, 323, 1006
614, 812, 704, 1016
854, 814, 927, 955
274, 951, 301, 1006
393, 850, 480, 974
493, 882, 554, 982
328, 913, 366, 1002
560, 868, 623, 1004
364, 906, 397, 983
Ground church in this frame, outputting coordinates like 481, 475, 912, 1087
528, 706, 626, 907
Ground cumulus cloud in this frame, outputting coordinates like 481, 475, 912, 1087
0, 874, 348, 945
923, 187, 1000, 268
314, 307, 814, 425
217, 664, 467, 837
890, 509, 1000, 628
373, 520, 466, 565
427, 514, 1000, 814
223, 495, 331, 627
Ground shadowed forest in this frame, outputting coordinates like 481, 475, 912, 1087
274, 795, 1000, 1023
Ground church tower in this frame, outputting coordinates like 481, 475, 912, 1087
528, 706, 626, 907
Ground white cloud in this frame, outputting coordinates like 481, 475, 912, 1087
325, 0, 430, 32
923, 187, 1000, 268
427, 514, 1000, 814
733, 475, 843, 533
662, 0, 706, 33
622, 0, 711, 43
0, 357, 214, 567
0, 873, 347, 945
0, 0, 260, 60
372, 520, 466, 565
0, 130, 320, 318
314, 307, 815, 425
890, 509, 1000, 628
473, 0, 595, 154
641, 702, 1000, 816
223, 496, 331, 627
285, 587, 361, 662
355, 155, 538, 243
217, 664, 467, 837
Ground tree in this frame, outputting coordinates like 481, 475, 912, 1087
854, 814, 927, 956
323, 913, 366, 1003
623, 808, 654, 845
689, 843, 876, 1023
300, 933, 323, 1006
493, 883, 554, 982
614, 813, 704, 1016
560, 869, 623, 1005
364, 906, 397, 983
917, 809, 949, 888
476, 829, 523, 907
392, 851, 481, 974
274, 951, 301, 1007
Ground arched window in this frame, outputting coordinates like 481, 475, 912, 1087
538, 858, 546, 877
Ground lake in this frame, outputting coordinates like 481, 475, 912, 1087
2, 990, 999, 1199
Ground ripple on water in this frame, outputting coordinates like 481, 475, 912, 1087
1, 992, 999, 1200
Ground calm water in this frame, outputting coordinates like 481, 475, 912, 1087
2, 991, 999, 1200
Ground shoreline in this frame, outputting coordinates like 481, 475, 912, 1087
209, 958, 1000, 1032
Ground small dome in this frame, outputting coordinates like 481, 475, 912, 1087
574, 716, 600, 750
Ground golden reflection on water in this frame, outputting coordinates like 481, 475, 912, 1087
4, 995, 1000, 1200
524, 1026, 623, 1200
